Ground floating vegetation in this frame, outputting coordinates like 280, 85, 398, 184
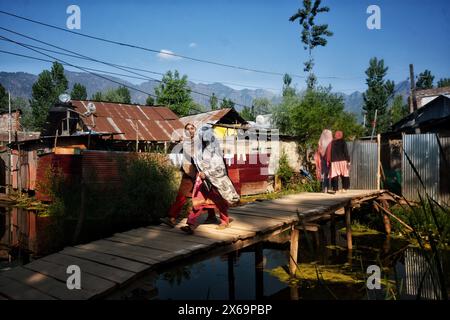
268, 264, 364, 286
338, 222, 381, 236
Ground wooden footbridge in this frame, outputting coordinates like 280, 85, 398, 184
0, 189, 390, 300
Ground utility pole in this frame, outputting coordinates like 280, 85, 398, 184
370, 109, 378, 141
409, 64, 418, 113
7, 91, 12, 194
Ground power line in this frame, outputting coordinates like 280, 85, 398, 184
0, 49, 153, 82
0, 27, 253, 109
0, 9, 364, 80
0, 34, 160, 98
0, 38, 280, 91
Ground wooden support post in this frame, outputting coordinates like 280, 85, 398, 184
313, 231, 320, 252
345, 206, 352, 250
289, 226, 299, 276
255, 243, 264, 300
330, 212, 336, 247
290, 285, 299, 301
227, 253, 235, 301
381, 199, 391, 235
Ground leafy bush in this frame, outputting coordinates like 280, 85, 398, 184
38, 152, 178, 250
276, 151, 294, 186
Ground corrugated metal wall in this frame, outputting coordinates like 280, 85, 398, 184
402, 134, 440, 202
347, 140, 378, 190
405, 248, 442, 300
438, 137, 450, 205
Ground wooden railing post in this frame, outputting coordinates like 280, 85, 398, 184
289, 226, 299, 275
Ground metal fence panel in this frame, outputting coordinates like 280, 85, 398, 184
347, 140, 378, 190
438, 136, 450, 205
402, 134, 439, 202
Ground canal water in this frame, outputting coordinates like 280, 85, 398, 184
124, 220, 449, 300
1, 206, 449, 300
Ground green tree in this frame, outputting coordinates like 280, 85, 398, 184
240, 106, 255, 121
390, 95, 408, 125
0, 83, 9, 113
29, 62, 68, 130
416, 70, 434, 89
154, 70, 194, 116
220, 98, 235, 109
146, 95, 155, 106
282, 73, 296, 97
91, 91, 103, 101
252, 97, 271, 116
101, 86, 131, 104
70, 83, 87, 100
209, 93, 218, 110
437, 78, 450, 88
289, 0, 333, 89
273, 87, 363, 147
362, 57, 393, 135
115, 86, 131, 104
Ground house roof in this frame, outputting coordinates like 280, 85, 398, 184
180, 108, 247, 128
391, 95, 450, 133
416, 86, 450, 107
71, 100, 184, 142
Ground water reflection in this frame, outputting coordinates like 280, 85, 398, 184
0, 207, 36, 270
124, 220, 448, 300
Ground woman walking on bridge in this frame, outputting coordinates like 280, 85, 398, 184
180, 125, 240, 234
160, 123, 217, 228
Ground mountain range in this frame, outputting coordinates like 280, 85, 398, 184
0, 71, 410, 120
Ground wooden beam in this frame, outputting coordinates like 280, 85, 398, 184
381, 199, 392, 235
289, 226, 299, 275
295, 223, 319, 232
345, 206, 352, 250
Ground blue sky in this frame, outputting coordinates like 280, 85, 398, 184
0, 0, 449, 94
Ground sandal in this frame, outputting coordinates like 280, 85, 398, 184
180, 225, 194, 235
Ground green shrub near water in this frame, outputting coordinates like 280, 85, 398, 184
390, 202, 450, 248
276, 151, 294, 185
38, 153, 178, 252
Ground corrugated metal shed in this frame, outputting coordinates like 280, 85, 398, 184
71, 100, 184, 142
347, 140, 379, 190
180, 108, 247, 128
402, 133, 440, 202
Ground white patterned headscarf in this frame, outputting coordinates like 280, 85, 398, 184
194, 125, 240, 204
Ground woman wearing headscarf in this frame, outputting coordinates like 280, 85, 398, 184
180, 125, 240, 234
314, 129, 333, 193
160, 123, 216, 228
327, 130, 351, 192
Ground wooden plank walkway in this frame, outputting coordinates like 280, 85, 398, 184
0, 189, 384, 300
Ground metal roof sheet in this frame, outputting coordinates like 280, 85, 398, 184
71, 100, 183, 142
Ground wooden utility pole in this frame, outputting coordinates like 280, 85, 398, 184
409, 64, 418, 113
7, 91, 11, 194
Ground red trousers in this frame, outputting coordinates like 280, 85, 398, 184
187, 176, 229, 227
168, 191, 217, 220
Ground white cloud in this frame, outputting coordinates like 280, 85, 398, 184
189, 42, 197, 48
156, 49, 181, 61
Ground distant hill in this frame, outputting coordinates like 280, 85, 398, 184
0, 71, 410, 119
